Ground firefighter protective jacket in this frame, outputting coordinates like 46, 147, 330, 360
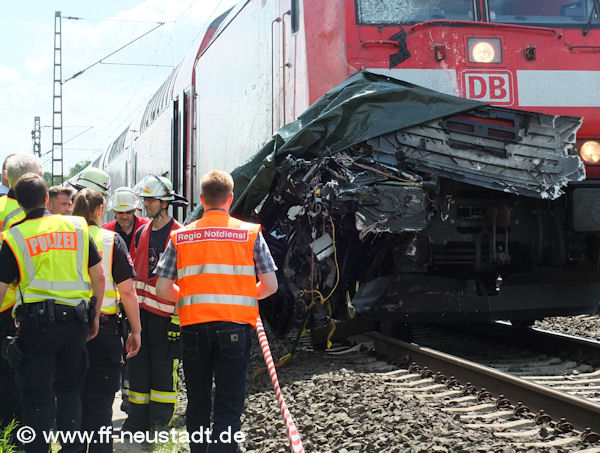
0, 195, 25, 312
134, 220, 182, 317
103, 215, 150, 260
171, 210, 260, 328
1, 215, 92, 306
89, 225, 119, 314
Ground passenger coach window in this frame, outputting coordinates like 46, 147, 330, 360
356, 0, 474, 24
488, 0, 595, 26
291, 0, 300, 34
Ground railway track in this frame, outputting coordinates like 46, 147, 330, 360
359, 323, 600, 449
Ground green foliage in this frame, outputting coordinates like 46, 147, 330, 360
0, 419, 23, 453
68, 160, 91, 178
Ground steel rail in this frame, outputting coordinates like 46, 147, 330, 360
453, 321, 600, 359
366, 331, 600, 435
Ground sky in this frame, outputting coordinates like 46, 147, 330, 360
0, 0, 238, 176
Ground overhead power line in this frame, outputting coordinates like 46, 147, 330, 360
99, 61, 175, 68
63, 21, 165, 83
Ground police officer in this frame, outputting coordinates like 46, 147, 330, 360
103, 187, 150, 259
73, 188, 141, 453
0, 153, 43, 426
123, 175, 187, 432
155, 170, 278, 453
0, 173, 105, 453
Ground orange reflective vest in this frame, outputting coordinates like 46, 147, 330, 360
134, 219, 182, 317
171, 210, 260, 328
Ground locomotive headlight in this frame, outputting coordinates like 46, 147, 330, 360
468, 38, 502, 64
580, 140, 600, 164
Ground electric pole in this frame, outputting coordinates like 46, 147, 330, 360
52, 11, 64, 185
32, 116, 41, 157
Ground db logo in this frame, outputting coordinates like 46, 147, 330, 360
462, 71, 514, 105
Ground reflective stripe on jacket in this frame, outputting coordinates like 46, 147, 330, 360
171, 210, 259, 328
0, 196, 25, 312
133, 220, 182, 317
1, 215, 91, 306
89, 225, 119, 314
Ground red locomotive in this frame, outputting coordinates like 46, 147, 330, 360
99, 0, 600, 347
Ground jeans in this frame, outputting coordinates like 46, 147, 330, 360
182, 322, 252, 453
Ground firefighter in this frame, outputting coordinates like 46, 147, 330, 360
103, 187, 150, 259
102, 186, 150, 413
123, 174, 188, 432
47, 185, 75, 215
72, 188, 141, 453
155, 170, 278, 453
0, 173, 105, 453
0, 153, 43, 427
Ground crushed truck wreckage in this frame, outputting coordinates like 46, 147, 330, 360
194, 72, 595, 349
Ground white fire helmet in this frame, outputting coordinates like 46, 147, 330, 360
111, 187, 140, 212
69, 167, 111, 195
134, 174, 188, 207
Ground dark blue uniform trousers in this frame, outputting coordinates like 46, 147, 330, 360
15, 318, 88, 453
0, 309, 20, 427
81, 315, 122, 453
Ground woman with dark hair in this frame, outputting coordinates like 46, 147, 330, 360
73, 188, 142, 452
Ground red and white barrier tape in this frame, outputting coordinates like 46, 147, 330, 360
256, 316, 305, 453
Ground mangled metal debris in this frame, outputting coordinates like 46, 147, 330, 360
367, 106, 584, 200
206, 72, 594, 349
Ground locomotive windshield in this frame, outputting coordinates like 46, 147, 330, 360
488, 0, 596, 26
356, 0, 475, 24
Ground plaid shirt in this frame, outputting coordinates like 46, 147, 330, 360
155, 231, 277, 280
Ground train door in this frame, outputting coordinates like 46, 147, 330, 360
272, 0, 300, 132
171, 95, 184, 221
171, 88, 195, 221
183, 86, 194, 214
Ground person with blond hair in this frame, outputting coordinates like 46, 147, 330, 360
156, 170, 278, 453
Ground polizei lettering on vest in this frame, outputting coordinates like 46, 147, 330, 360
176, 227, 249, 244
27, 232, 77, 256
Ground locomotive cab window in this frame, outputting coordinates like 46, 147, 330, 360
356, 0, 475, 24
488, 0, 597, 26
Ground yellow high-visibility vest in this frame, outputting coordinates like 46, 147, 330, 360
0, 196, 25, 312
0, 196, 24, 232
89, 225, 120, 315
2, 215, 91, 307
